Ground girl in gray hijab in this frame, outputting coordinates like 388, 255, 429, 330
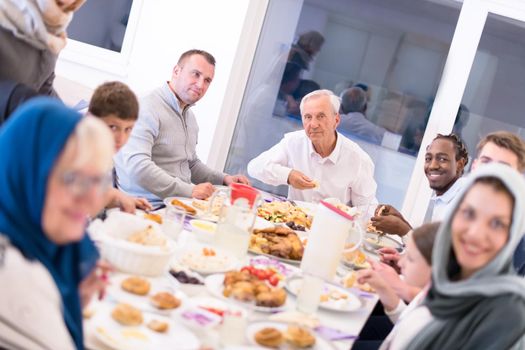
385, 163, 525, 350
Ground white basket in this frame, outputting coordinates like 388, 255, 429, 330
92, 211, 176, 276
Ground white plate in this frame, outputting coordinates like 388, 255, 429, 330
247, 255, 301, 278
246, 321, 336, 350
178, 248, 240, 275
164, 197, 219, 222
285, 276, 362, 312
92, 303, 199, 350
106, 273, 186, 315
363, 233, 404, 252
204, 274, 289, 313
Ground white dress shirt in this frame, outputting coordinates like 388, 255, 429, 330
247, 130, 378, 206
428, 176, 466, 222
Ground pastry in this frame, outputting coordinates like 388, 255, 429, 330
144, 213, 163, 224
170, 198, 197, 216
284, 325, 316, 348
254, 327, 284, 348
111, 303, 143, 326
150, 292, 181, 310
229, 281, 256, 302
255, 288, 287, 307
121, 276, 151, 296
147, 319, 169, 333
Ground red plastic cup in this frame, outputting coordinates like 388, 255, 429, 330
230, 183, 259, 208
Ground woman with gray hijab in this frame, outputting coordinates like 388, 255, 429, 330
381, 163, 525, 350
0, 0, 85, 96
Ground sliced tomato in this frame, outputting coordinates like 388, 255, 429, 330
268, 275, 280, 287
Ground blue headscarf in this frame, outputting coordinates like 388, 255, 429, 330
0, 97, 99, 350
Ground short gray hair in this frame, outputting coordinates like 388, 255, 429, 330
340, 87, 367, 114
300, 89, 340, 116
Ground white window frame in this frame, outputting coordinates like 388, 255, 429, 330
403, 0, 525, 226
59, 0, 144, 77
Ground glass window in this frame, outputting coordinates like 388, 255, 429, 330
225, 0, 461, 207
459, 13, 525, 165
67, 0, 133, 52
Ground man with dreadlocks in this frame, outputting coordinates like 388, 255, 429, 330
370, 133, 469, 237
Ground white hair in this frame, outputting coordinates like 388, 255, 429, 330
299, 89, 341, 116
68, 116, 115, 171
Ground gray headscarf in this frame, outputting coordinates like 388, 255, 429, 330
406, 163, 525, 350
0, 0, 85, 54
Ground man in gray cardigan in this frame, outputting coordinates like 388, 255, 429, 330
115, 49, 249, 204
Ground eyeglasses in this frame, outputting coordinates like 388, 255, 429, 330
61, 171, 113, 197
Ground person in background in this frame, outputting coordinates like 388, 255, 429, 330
339, 86, 388, 145
292, 79, 321, 105
371, 133, 468, 236
0, 80, 39, 125
88, 81, 152, 213
386, 164, 525, 350
288, 30, 325, 71
452, 104, 469, 138
0, 0, 86, 96
0, 98, 114, 350
352, 222, 439, 350
115, 49, 249, 205
273, 62, 302, 117
248, 89, 378, 207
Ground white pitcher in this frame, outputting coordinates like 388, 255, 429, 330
300, 200, 363, 280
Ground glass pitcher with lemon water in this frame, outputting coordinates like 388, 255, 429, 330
208, 183, 261, 260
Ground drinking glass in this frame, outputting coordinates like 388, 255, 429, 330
219, 309, 247, 346
295, 273, 324, 315
162, 206, 186, 240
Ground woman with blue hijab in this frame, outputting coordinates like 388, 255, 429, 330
0, 98, 114, 349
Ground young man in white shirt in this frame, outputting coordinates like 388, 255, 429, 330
371, 133, 468, 237
247, 89, 378, 207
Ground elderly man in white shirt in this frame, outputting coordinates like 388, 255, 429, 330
247, 89, 378, 207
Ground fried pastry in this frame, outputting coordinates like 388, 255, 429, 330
284, 325, 316, 348
147, 319, 169, 333
170, 198, 197, 216
150, 292, 181, 310
229, 281, 255, 302
121, 276, 151, 296
254, 327, 284, 348
111, 303, 143, 326
255, 288, 287, 307
144, 213, 163, 224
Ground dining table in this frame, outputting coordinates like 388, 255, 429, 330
83, 194, 381, 350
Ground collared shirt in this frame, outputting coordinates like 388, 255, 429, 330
247, 130, 378, 207
428, 176, 466, 222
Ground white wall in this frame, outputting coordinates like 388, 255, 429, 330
55, 0, 254, 164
